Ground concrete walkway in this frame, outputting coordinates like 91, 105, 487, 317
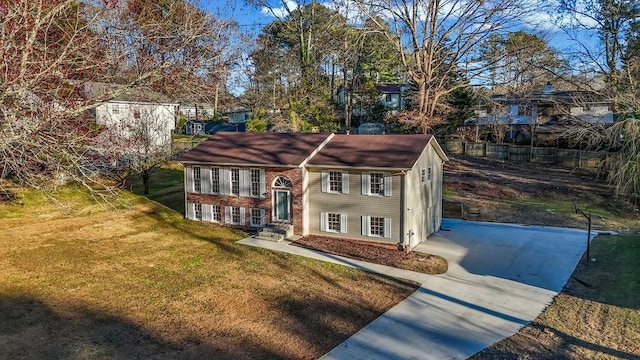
237, 219, 592, 360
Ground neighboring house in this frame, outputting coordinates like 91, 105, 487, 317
179, 103, 216, 120
82, 82, 178, 149
177, 132, 448, 250
467, 84, 614, 142
375, 83, 410, 112
336, 83, 410, 115
225, 106, 253, 124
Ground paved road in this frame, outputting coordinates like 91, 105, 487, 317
238, 219, 591, 360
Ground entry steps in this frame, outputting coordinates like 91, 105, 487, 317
255, 223, 294, 242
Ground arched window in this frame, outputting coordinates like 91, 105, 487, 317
272, 176, 292, 189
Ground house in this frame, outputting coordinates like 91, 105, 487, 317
225, 106, 253, 124
177, 132, 448, 250
375, 83, 410, 112
467, 84, 614, 142
82, 82, 178, 149
336, 83, 410, 116
179, 103, 216, 120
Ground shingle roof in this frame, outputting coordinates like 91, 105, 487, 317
177, 132, 331, 166
307, 134, 434, 169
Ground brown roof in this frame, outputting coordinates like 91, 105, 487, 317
177, 132, 331, 166
307, 134, 434, 169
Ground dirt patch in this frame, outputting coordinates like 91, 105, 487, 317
292, 235, 448, 275
443, 155, 640, 231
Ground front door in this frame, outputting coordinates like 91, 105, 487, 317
274, 190, 290, 222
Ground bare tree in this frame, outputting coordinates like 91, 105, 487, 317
352, 0, 536, 132
0, 0, 238, 198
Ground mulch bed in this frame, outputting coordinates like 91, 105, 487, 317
292, 235, 448, 275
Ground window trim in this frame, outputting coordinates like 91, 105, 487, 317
320, 212, 347, 234
230, 168, 240, 196
361, 215, 391, 238
192, 166, 201, 193
321, 170, 349, 194
249, 208, 266, 227
362, 172, 391, 196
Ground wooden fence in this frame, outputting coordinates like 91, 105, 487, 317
441, 138, 616, 171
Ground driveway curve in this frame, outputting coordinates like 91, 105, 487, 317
320, 219, 590, 360
238, 219, 590, 359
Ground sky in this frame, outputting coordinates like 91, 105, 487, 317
198, 0, 605, 93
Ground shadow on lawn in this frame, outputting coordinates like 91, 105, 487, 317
0, 294, 291, 360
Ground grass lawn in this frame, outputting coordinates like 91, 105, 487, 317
0, 186, 418, 359
471, 234, 640, 359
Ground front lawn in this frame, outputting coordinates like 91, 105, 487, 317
0, 187, 418, 359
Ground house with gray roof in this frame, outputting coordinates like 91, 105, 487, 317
177, 132, 448, 250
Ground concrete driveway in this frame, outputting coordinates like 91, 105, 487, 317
320, 219, 590, 360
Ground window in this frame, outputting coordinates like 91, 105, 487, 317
230, 168, 240, 196
362, 216, 391, 238
194, 203, 202, 221
211, 168, 220, 193
250, 208, 265, 227
327, 213, 341, 232
362, 172, 391, 196
212, 205, 220, 222
250, 169, 261, 197
232, 207, 241, 224
193, 166, 201, 192
224, 206, 245, 225
111, 104, 119, 114
369, 216, 385, 237
385, 93, 392, 102
421, 168, 427, 184
428, 167, 433, 181
322, 171, 349, 193
320, 212, 347, 233
517, 105, 532, 116
133, 109, 141, 119
329, 171, 342, 192
370, 173, 384, 195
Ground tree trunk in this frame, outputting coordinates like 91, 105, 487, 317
142, 171, 150, 195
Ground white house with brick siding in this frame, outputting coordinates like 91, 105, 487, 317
177, 132, 448, 250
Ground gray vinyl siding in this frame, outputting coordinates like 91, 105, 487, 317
307, 168, 402, 244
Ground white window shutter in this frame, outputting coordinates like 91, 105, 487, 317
361, 173, 370, 195
201, 168, 212, 194
224, 206, 231, 224
240, 169, 250, 197
340, 213, 348, 233
384, 218, 392, 238
342, 172, 349, 194
186, 167, 193, 192
321, 171, 328, 192
202, 204, 213, 222
186, 202, 195, 219
259, 170, 266, 197
361, 216, 367, 236
220, 168, 230, 195
260, 209, 266, 225
320, 212, 327, 231
240, 207, 246, 225
384, 173, 392, 197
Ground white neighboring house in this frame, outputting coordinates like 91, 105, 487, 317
82, 82, 178, 150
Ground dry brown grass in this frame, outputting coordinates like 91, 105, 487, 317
0, 188, 418, 359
